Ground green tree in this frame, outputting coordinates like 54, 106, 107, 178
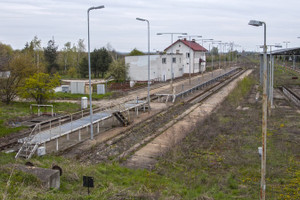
210, 47, 219, 56
19, 73, 60, 104
79, 57, 88, 78
67, 66, 77, 78
0, 42, 13, 69
106, 58, 128, 82
44, 39, 59, 74
62, 42, 72, 72
91, 48, 112, 78
129, 48, 144, 56
0, 53, 35, 104
76, 39, 86, 68
22, 37, 46, 72
32, 36, 43, 69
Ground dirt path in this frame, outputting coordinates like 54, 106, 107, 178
124, 69, 253, 169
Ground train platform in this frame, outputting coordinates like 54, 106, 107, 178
21, 100, 147, 145
155, 67, 238, 102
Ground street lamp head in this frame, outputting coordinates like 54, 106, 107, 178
248, 20, 263, 27
94, 5, 105, 9
136, 17, 146, 22
88, 5, 104, 11
157, 32, 187, 36
202, 39, 213, 41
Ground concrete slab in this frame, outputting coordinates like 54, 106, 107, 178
12, 164, 60, 189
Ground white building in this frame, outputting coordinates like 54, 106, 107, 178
126, 39, 207, 82
165, 38, 207, 74
126, 54, 183, 82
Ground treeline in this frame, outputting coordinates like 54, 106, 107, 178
18, 36, 124, 78
0, 36, 129, 104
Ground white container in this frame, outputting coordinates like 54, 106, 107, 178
70, 82, 85, 94
97, 84, 105, 94
130, 81, 135, 88
37, 146, 46, 156
81, 97, 88, 109
258, 147, 262, 157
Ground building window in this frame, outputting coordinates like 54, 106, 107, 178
186, 53, 190, 58
162, 58, 166, 64
176, 50, 180, 54
172, 58, 176, 63
179, 44, 181, 47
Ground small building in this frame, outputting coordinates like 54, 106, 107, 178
165, 38, 207, 74
126, 54, 183, 82
126, 39, 207, 82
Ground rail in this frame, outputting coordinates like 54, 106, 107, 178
282, 86, 300, 107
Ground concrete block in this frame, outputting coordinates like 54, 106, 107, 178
13, 164, 60, 189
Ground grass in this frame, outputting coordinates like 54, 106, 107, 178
227, 76, 255, 106
274, 65, 300, 87
54, 92, 113, 100
0, 153, 189, 200
0, 64, 299, 199
0, 101, 81, 138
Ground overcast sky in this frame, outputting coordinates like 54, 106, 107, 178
1, 0, 299, 52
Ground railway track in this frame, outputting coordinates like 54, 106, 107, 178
282, 86, 300, 107
2, 68, 244, 157
71, 68, 245, 164
285, 66, 300, 74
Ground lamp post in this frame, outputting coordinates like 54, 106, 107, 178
157, 32, 187, 95
249, 19, 267, 200
268, 44, 282, 110
212, 41, 222, 70
223, 42, 229, 70
178, 35, 202, 84
87, 5, 104, 140
207, 40, 221, 77
283, 41, 290, 49
203, 40, 213, 76
136, 17, 151, 111
200, 38, 213, 47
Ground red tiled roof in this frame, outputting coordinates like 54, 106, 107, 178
164, 39, 207, 52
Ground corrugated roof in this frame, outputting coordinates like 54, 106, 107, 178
164, 39, 207, 52
267, 47, 300, 55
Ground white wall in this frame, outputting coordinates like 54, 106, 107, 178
126, 54, 183, 82
194, 52, 206, 72
165, 41, 206, 74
